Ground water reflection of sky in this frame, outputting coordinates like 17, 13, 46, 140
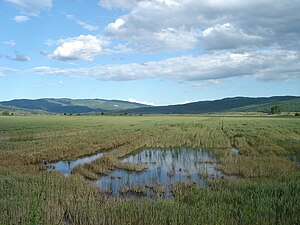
231, 147, 240, 156
52, 152, 104, 175
96, 148, 224, 196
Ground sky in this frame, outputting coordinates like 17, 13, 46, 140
0, 0, 300, 105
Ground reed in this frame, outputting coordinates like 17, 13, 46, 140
0, 115, 299, 224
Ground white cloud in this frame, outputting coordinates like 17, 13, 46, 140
106, 17, 199, 51
157, 0, 180, 7
4, 0, 52, 15
48, 35, 104, 61
3, 40, 16, 46
0, 67, 18, 76
208, 79, 221, 85
98, 0, 140, 9
66, 14, 98, 31
107, 43, 133, 54
127, 98, 155, 106
106, 23, 199, 51
32, 49, 300, 82
99, 0, 180, 9
102, 0, 300, 52
200, 23, 263, 50
141, 28, 199, 52
179, 100, 191, 105
106, 18, 125, 32
13, 15, 29, 23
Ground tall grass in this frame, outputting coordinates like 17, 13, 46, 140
0, 115, 299, 224
1, 168, 299, 224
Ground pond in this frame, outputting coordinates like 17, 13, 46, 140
52, 148, 230, 198
52, 151, 105, 175
96, 148, 225, 198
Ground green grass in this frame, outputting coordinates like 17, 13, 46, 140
0, 115, 300, 224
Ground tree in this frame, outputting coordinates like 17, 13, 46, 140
2, 111, 11, 116
271, 106, 281, 114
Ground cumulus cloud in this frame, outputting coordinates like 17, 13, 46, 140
106, 18, 126, 32
48, 35, 105, 61
66, 14, 98, 31
13, 15, 29, 23
200, 23, 264, 50
102, 0, 300, 52
4, 0, 52, 16
32, 49, 300, 82
6, 52, 31, 62
137, 27, 199, 52
106, 21, 199, 51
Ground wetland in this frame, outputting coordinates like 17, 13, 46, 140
1, 115, 299, 224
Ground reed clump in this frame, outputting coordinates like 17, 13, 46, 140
115, 161, 147, 172
73, 155, 115, 178
220, 155, 298, 178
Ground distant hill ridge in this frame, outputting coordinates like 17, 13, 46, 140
0, 96, 299, 114
122, 96, 300, 114
0, 98, 148, 114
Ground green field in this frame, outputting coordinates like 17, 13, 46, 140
1, 115, 300, 224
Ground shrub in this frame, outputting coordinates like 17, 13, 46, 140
2, 111, 11, 116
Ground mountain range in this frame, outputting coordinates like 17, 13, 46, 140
0, 96, 299, 115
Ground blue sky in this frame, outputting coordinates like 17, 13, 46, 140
0, 0, 299, 105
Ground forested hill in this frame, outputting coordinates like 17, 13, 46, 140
0, 96, 299, 114
122, 96, 300, 114
0, 98, 148, 114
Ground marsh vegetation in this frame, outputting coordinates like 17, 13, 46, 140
0, 115, 299, 224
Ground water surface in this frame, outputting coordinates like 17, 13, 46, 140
52, 152, 105, 175
52, 148, 230, 198
96, 148, 224, 197
231, 147, 240, 156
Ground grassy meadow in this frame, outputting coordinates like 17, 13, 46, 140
0, 115, 300, 224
